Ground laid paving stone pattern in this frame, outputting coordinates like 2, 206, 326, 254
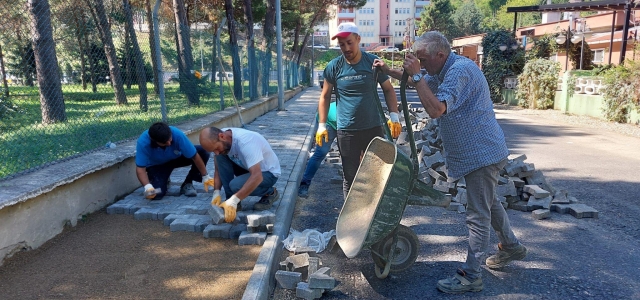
107, 94, 318, 245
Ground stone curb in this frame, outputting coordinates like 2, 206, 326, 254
241, 91, 317, 300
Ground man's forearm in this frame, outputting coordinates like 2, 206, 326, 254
193, 154, 208, 177
414, 79, 446, 118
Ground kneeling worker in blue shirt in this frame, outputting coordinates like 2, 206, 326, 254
135, 122, 214, 200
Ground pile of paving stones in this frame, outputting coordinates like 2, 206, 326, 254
275, 247, 336, 300
106, 182, 275, 245
398, 107, 599, 220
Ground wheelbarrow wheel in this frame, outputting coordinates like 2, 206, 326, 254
371, 224, 419, 272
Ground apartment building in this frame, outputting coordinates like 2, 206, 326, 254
328, 0, 430, 51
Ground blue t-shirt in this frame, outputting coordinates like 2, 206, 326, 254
323, 52, 389, 130
135, 126, 197, 168
316, 102, 337, 130
424, 53, 509, 180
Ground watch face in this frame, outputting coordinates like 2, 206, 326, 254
412, 74, 422, 82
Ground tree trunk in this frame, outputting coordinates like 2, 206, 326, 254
145, 0, 159, 94
173, 0, 199, 105
243, 0, 257, 100
86, 0, 127, 104
72, 13, 88, 90
261, 0, 275, 96
224, 0, 242, 100
27, 0, 66, 124
0, 43, 9, 98
123, 0, 148, 110
210, 24, 217, 83
124, 31, 132, 89
85, 37, 98, 93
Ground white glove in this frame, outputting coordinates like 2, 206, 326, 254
389, 112, 400, 123
144, 183, 156, 199
219, 194, 241, 223
202, 174, 215, 192
211, 190, 221, 206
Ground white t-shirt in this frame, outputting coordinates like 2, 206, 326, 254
222, 127, 281, 177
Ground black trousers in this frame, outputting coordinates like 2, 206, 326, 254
146, 145, 210, 199
336, 126, 384, 199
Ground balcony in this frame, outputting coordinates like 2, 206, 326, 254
415, 12, 422, 18
337, 12, 356, 18
415, 1, 430, 7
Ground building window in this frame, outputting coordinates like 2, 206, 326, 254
592, 49, 604, 63
394, 20, 407, 26
358, 20, 374, 26
394, 8, 410, 14
358, 7, 374, 14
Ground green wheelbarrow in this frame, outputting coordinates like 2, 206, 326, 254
335, 72, 452, 279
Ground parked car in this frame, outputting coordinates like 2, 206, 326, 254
215, 72, 234, 80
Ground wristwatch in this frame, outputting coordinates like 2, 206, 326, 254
411, 73, 422, 83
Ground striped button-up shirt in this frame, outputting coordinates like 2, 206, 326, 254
423, 53, 509, 180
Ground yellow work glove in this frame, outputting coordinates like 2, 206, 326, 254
211, 190, 222, 206
388, 112, 402, 139
144, 183, 156, 199
315, 122, 329, 147
219, 194, 241, 223
202, 174, 215, 192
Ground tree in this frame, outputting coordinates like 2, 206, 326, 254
174, 0, 200, 105
224, 0, 243, 100
493, 0, 540, 30
27, 0, 66, 123
122, 0, 149, 110
452, 1, 484, 37
417, 0, 457, 39
85, 0, 128, 104
261, 0, 275, 96
243, 0, 258, 100
481, 30, 525, 103
0, 43, 8, 98
144, 0, 160, 93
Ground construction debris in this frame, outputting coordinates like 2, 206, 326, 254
276, 250, 336, 300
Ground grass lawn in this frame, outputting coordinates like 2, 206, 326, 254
0, 81, 281, 180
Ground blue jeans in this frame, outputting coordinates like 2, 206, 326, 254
301, 126, 337, 186
146, 145, 210, 200
215, 154, 278, 199
461, 158, 519, 279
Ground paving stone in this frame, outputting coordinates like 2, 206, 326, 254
266, 224, 274, 234
170, 218, 199, 232
510, 176, 525, 187
510, 201, 536, 212
106, 202, 131, 214
134, 207, 161, 220
497, 176, 509, 185
163, 214, 188, 226
454, 188, 467, 205
532, 209, 551, 220
229, 224, 247, 239
296, 282, 323, 300
456, 176, 466, 188
423, 151, 445, 168
525, 170, 555, 194
185, 205, 209, 215
287, 253, 310, 280
275, 270, 302, 289
509, 153, 527, 163
308, 267, 335, 290
294, 247, 317, 257
567, 204, 599, 219
528, 196, 552, 210
522, 163, 535, 172
208, 206, 226, 224
457, 205, 466, 213
195, 218, 211, 232
496, 180, 518, 197
308, 257, 320, 275
523, 185, 551, 198
279, 261, 289, 271
247, 224, 269, 233
203, 223, 233, 238
238, 231, 267, 245
504, 160, 524, 176
551, 203, 573, 214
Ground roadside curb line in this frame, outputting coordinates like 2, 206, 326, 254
242, 93, 317, 300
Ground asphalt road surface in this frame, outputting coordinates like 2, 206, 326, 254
273, 89, 640, 299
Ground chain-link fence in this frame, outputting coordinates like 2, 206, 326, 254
0, 0, 311, 180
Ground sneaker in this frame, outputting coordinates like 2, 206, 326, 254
298, 183, 309, 198
254, 188, 279, 211
180, 183, 197, 197
486, 243, 527, 269
437, 269, 483, 294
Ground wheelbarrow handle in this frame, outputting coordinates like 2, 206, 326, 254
399, 72, 420, 179
373, 67, 394, 142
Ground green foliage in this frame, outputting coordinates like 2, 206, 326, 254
599, 60, 640, 122
481, 30, 525, 103
516, 58, 560, 109
452, 1, 484, 37
417, 0, 457, 39
493, 0, 540, 30
568, 38, 593, 70
6, 42, 36, 87
527, 34, 557, 60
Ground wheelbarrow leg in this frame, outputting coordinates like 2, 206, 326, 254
374, 227, 398, 279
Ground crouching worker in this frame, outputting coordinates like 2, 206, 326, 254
136, 122, 214, 200
199, 126, 281, 222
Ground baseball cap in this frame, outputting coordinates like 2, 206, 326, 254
332, 22, 359, 40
